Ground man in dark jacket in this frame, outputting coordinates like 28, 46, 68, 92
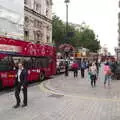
65, 61, 69, 76
81, 60, 86, 78
13, 62, 28, 108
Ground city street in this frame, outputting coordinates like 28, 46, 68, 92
0, 0, 119, 120
1, 66, 120, 120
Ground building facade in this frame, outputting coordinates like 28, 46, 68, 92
24, 0, 52, 43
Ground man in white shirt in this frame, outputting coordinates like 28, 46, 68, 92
13, 62, 28, 108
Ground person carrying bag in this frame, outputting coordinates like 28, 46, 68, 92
89, 62, 97, 87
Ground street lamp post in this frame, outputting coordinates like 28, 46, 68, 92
64, 0, 70, 59
64, 0, 70, 34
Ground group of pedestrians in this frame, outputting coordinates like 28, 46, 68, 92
70, 59, 100, 81
70, 58, 116, 88
64, 58, 116, 88
70, 59, 87, 78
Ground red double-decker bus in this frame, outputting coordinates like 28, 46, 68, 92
0, 36, 56, 89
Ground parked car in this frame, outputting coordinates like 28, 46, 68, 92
56, 59, 66, 74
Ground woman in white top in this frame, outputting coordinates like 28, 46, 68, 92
89, 62, 97, 87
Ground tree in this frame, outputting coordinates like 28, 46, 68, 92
52, 15, 76, 49
77, 28, 101, 52
52, 15, 101, 52
52, 15, 66, 49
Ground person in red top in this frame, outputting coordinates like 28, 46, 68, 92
72, 61, 79, 77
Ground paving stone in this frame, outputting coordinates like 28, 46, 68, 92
0, 64, 120, 120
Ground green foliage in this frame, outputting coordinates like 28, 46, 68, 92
52, 15, 66, 47
52, 15, 101, 52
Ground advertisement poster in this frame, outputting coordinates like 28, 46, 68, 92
0, 0, 24, 40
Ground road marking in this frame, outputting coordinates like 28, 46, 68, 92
39, 82, 120, 102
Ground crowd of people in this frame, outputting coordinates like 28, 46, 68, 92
64, 58, 118, 88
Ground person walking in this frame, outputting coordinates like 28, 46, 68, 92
80, 60, 86, 78
72, 61, 79, 77
95, 59, 100, 75
104, 62, 112, 88
65, 61, 69, 76
109, 60, 116, 80
89, 62, 97, 87
13, 62, 28, 108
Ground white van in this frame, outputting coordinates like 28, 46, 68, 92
56, 59, 66, 74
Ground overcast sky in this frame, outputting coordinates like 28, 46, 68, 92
0, 0, 24, 40
0, 0, 24, 14
53, 0, 119, 54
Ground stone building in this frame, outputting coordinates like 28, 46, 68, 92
24, 0, 52, 43
118, 0, 120, 47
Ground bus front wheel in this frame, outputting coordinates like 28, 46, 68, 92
40, 72, 45, 81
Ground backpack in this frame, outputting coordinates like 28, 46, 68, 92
81, 62, 86, 69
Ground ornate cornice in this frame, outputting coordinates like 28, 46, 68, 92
24, 6, 52, 24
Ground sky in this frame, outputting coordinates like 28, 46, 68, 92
52, 0, 119, 54
0, 0, 24, 14
0, 0, 24, 40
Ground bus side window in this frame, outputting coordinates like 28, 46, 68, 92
36, 59, 40, 68
7, 56, 15, 70
23, 60, 28, 69
24, 57, 32, 69
31, 58, 36, 69
41, 57, 49, 68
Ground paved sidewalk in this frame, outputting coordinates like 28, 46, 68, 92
1, 66, 120, 120
44, 71, 120, 100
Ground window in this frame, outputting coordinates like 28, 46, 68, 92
23, 57, 33, 69
24, 0, 27, 4
36, 3, 39, 11
12, 57, 33, 69
46, 9, 49, 16
24, 31, 29, 41
15, 57, 50, 69
28, 57, 49, 68
25, 16, 29, 23
46, 0, 49, 6
46, 26, 49, 31
38, 57, 49, 68
34, 19, 37, 27
36, 33, 40, 41
0, 56, 15, 71
34, 2, 41, 13
0, 56, 51, 71
47, 36, 50, 43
